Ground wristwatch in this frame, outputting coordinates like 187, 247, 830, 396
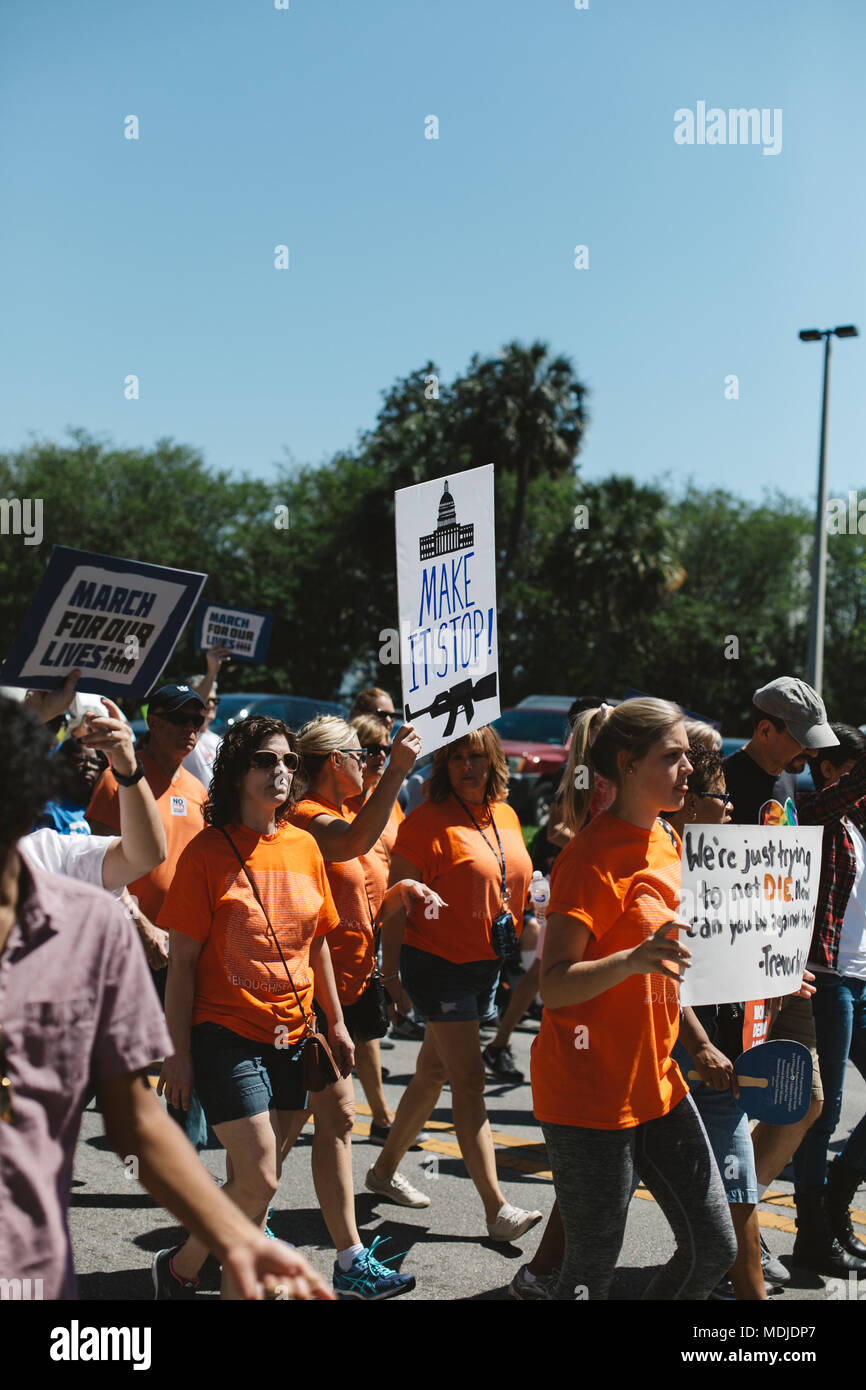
113, 757, 146, 787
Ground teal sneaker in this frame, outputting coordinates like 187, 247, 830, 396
332, 1236, 415, 1300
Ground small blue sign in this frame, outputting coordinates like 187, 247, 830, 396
194, 602, 273, 666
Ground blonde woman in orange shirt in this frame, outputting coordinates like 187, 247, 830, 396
531, 698, 737, 1300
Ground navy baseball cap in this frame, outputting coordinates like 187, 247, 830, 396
148, 683, 206, 713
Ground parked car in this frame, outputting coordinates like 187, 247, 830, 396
130, 692, 347, 744
210, 692, 347, 735
516, 694, 574, 712
492, 706, 572, 826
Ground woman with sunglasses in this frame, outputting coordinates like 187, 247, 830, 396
344, 713, 405, 1139
157, 716, 418, 1300
366, 727, 543, 1242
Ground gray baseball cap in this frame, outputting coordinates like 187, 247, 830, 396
753, 677, 839, 749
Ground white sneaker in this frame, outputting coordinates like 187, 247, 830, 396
487, 1203, 543, 1243
365, 1165, 431, 1209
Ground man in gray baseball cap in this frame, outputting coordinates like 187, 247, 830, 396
725, 677, 838, 827
723, 677, 839, 1289
753, 676, 840, 752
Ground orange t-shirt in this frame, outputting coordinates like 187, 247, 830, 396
86, 749, 208, 921
288, 795, 376, 1006
531, 811, 688, 1130
157, 819, 339, 1045
346, 794, 405, 918
394, 796, 531, 964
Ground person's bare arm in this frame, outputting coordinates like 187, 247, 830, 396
305, 725, 421, 861
98, 1071, 333, 1300
194, 644, 233, 703
157, 932, 203, 1111
75, 698, 166, 889
546, 799, 573, 849
376, 853, 447, 1018
119, 891, 169, 969
309, 935, 354, 1076
678, 1006, 736, 1093
540, 914, 691, 1009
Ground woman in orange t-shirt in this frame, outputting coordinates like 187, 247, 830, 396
529, 698, 737, 1300
156, 715, 355, 1298
366, 726, 542, 1245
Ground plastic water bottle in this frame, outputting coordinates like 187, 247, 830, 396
528, 870, 550, 932
527, 871, 550, 992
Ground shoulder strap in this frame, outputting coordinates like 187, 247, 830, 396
218, 826, 309, 1026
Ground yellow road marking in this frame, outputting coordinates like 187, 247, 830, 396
354, 1103, 866, 1233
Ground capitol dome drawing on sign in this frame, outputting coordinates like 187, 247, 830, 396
419, 481, 475, 561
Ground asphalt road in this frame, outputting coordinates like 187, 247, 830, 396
69, 1014, 866, 1304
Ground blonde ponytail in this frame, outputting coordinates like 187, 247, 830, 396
559, 697, 685, 833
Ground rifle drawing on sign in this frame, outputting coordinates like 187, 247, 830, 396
405, 671, 498, 739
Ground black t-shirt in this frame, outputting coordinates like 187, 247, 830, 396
723, 748, 798, 826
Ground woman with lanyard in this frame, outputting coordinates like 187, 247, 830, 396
155, 715, 354, 1299
366, 727, 542, 1243
530, 698, 737, 1299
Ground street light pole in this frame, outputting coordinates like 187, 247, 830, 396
799, 324, 859, 697
805, 332, 832, 693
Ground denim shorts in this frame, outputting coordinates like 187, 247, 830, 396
190, 1021, 308, 1126
672, 1041, 758, 1204
400, 944, 500, 1024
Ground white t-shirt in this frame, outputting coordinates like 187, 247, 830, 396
20, 827, 115, 890
838, 822, 866, 980
182, 728, 221, 791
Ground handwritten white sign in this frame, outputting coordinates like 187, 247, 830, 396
678, 824, 823, 1007
395, 466, 500, 757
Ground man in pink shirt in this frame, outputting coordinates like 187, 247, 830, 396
0, 693, 331, 1301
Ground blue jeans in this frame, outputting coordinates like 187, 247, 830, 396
792, 973, 866, 1192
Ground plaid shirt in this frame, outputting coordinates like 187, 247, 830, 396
796, 751, 866, 972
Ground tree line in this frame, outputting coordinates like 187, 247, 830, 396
2, 342, 863, 731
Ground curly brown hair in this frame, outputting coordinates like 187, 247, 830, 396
204, 716, 304, 827
427, 727, 509, 804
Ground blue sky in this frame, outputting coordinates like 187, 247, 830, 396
1, 0, 863, 506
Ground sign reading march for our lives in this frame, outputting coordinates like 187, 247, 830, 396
1, 547, 207, 699
679, 824, 824, 1008
394, 465, 500, 758
195, 602, 273, 666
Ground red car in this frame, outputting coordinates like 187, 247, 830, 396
491, 706, 572, 826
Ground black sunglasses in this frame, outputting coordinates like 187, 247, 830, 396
250, 751, 299, 772
153, 709, 205, 729
375, 708, 395, 719
363, 743, 390, 758
701, 792, 734, 807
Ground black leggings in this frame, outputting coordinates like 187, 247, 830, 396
541, 1094, 737, 1300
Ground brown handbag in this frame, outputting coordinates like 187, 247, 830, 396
218, 828, 341, 1092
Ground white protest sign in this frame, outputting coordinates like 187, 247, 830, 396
679, 824, 823, 1008
395, 465, 499, 758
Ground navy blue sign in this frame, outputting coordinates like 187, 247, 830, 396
1, 546, 207, 698
194, 602, 273, 666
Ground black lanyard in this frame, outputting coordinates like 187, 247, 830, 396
450, 791, 510, 906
